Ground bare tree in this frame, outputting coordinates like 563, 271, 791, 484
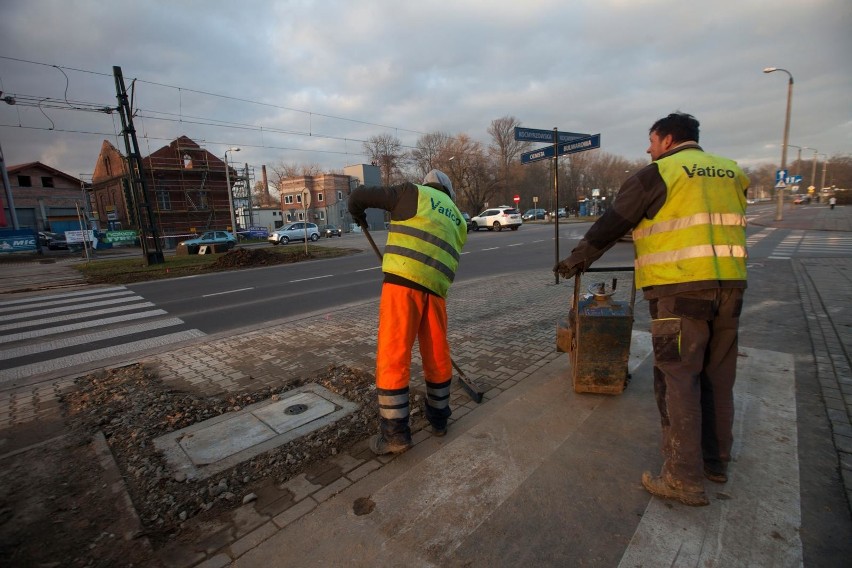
362, 134, 404, 186
252, 180, 280, 208
410, 131, 454, 179
444, 134, 500, 214
487, 116, 530, 198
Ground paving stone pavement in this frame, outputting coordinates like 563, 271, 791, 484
1, 205, 850, 566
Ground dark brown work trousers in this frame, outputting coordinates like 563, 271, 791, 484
649, 287, 744, 491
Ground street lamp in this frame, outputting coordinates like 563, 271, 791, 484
764, 67, 794, 221
224, 147, 240, 234
809, 147, 819, 193
817, 153, 828, 195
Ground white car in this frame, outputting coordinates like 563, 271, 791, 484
267, 222, 320, 245
470, 206, 523, 231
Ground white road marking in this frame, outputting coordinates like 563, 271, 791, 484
0, 289, 134, 313
0, 330, 206, 384
202, 287, 254, 298
0, 302, 156, 332
0, 318, 186, 360
2, 295, 144, 321
0, 286, 128, 308
289, 275, 334, 283
0, 309, 169, 344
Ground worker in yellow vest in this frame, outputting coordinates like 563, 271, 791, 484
349, 170, 467, 455
555, 112, 749, 506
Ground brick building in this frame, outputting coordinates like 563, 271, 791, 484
278, 173, 353, 228
90, 136, 236, 246
2, 162, 88, 232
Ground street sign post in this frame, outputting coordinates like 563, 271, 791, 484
517, 127, 601, 283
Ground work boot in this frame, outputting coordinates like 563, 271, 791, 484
641, 472, 709, 507
704, 465, 728, 484
431, 424, 447, 437
369, 434, 412, 456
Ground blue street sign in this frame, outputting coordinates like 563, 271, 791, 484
521, 134, 602, 164
514, 127, 591, 143
558, 133, 601, 156
786, 175, 803, 184
521, 145, 555, 164
775, 169, 787, 183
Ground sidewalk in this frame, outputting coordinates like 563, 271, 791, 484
1, 204, 850, 566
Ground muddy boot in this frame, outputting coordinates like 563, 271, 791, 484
369, 434, 412, 456
641, 472, 709, 506
703, 464, 728, 484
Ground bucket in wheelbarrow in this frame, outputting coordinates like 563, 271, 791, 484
556, 266, 636, 394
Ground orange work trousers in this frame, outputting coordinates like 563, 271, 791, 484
376, 282, 452, 391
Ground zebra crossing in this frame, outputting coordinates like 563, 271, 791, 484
746, 226, 852, 259
0, 286, 204, 385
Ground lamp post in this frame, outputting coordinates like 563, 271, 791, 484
224, 147, 240, 235
764, 67, 794, 221
809, 148, 819, 193
818, 153, 828, 195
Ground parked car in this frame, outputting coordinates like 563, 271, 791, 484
522, 208, 546, 221
47, 232, 69, 250
38, 231, 56, 248
462, 213, 474, 232
179, 230, 237, 254
319, 224, 342, 238
470, 206, 523, 231
268, 222, 320, 245
792, 195, 809, 205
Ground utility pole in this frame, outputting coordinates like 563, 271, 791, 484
113, 66, 164, 265
0, 141, 20, 229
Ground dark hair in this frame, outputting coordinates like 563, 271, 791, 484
650, 112, 700, 144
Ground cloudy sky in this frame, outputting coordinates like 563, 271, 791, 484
1, 0, 850, 180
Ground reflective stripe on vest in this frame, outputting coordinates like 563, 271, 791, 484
383, 185, 466, 297
634, 149, 748, 289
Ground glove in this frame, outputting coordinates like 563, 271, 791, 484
554, 258, 584, 279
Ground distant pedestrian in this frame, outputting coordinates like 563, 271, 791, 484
830, 196, 837, 210
348, 170, 467, 455
555, 112, 749, 506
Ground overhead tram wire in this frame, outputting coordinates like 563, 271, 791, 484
0, 55, 425, 138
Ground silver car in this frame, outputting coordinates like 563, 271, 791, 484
267, 222, 321, 245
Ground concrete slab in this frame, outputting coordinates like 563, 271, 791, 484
154, 384, 358, 481
234, 338, 804, 567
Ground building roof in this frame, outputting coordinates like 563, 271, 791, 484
7, 162, 83, 184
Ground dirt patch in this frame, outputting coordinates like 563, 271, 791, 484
209, 247, 313, 269
0, 363, 427, 566
0, 428, 153, 567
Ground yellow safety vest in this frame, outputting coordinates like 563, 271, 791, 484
633, 149, 748, 289
383, 185, 467, 298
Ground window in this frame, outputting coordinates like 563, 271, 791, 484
104, 157, 112, 176
317, 211, 325, 220
284, 195, 294, 204
296, 194, 302, 204
317, 192, 323, 202
41, 176, 54, 188
337, 191, 343, 200
17, 175, 32, 187
157, 190, 171, 210
196, 191, 209, 210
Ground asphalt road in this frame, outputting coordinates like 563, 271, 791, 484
126, 222, 635, 335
